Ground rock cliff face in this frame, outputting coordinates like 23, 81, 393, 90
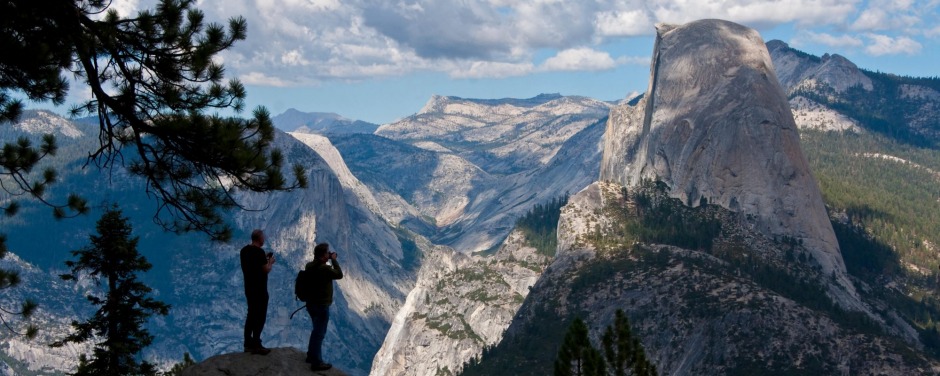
767, 40, 873, 93
370, 231, 550, 376
337, 94, 609, 253
465, 181, 937, 376
599, 19, 855, 304
0, 117, 420, 376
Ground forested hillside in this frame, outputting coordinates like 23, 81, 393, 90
793, 71, 940, 147
802, 130, 940, 272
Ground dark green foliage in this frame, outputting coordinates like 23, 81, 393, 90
554, 318, 605, 376
0, 0, 307, 242
516, 194, 569, 256
396, 229, 423, 272
1, 0, 305, 340
459, 301, 566, 376
832, 221, 901, 280
51, 206, 170, 376
0, 1, 71, 124
587, 180, 721, 252
161, 353, 195, 376
792, 72, 940, 147
801, 130, 940, 273
800, 124, 940, 358
602, 309, 656, 376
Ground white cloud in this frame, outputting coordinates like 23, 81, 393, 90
794, 31, 865, 48
595, 10, 655, 37
239, 72, 297, 87
449, 61, 535, 79
281, 49, 310, 66
864, 33, 923, 55
851, 8, 890, 30
650, 0, 859, 27
926, 24, 940, 37
102, 0, 141, 18
541, 48, 618, 72
849, 0, 931, 33
155, 0, 932, 86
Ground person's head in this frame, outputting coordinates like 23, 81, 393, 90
250, 229, 265, 246
314, 243, 330, 261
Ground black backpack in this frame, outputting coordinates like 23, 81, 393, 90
291, 268, 310, 319
295, 268, 311, 302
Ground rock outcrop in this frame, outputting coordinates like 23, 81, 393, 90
767, 40, 873, 93
370, 230, 551, 376
181, 347, 348, 376
599, 19, 857, 305
464, 180, 937, 376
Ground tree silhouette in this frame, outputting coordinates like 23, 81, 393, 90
52, 206, 169, 376
554, 317, 605, 376
1, 0, 308, 242
1, 0, 306, 338
602, 309, 657, 376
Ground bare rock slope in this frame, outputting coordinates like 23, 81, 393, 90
599, 19, 855, 304
181, 347, 348, 376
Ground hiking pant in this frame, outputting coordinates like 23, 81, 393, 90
244, 291, 269, 348
306, 304, 330, 363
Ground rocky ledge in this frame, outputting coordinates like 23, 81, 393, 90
181, 347, 349, 376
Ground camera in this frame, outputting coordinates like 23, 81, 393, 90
266, 252, 274, 259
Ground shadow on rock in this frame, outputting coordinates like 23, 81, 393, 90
182, 347, 349, 376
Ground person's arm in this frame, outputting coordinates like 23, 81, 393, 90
263, 252, 275, 274
329, 253, 343, 280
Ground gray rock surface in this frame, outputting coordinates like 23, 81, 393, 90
181, 347, 348, 376
370, 231, 551, 376
492, 181, 937, 375
599, 19, 857, 305
767, 40, 873, 93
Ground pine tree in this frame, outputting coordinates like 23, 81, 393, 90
1, 0, 307, 242
162, 353, 195, 376
601, 309, 657, 376
602, 309, 635, 376
51, 206, 170, 376
1, 0, 305, 339
554, 318, 605, 376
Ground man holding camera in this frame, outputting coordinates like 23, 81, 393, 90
305, 242, 344, 371
240, 229, 275, 355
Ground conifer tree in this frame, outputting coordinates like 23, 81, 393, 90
601, 309, 657, 376
554, 318, 605, 376
1, 0, 308, 242
1, 0, 305, 338
51, 206, 170, 376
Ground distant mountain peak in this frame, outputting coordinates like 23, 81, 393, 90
417, 93, 568, 115
9, 110, 84, 138
271, 108, 377, 135
768, 39, 873, 92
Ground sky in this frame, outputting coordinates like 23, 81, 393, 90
44, 0, 940, 125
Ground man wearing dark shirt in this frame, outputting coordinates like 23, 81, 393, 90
240, 229, 275, 355
305, 243, 343, 371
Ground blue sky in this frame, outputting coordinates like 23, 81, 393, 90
47, 0, 940, 125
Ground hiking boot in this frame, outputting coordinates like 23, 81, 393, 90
311, 362, 332, 371
251, 345, 272, 355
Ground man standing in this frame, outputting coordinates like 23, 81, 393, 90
305, 243, 343, 371
240, 229, 275, 355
